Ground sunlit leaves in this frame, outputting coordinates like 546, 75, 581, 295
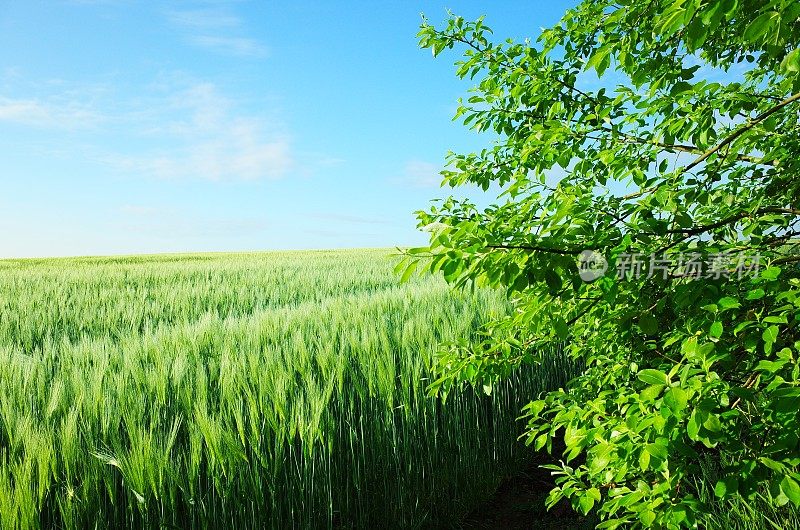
416, 0, 800, 527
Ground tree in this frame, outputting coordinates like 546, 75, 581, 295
406, 1, 800, 527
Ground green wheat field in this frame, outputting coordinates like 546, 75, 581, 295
0, 249, 572, 529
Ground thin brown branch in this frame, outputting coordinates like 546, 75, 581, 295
684, 92, 800, 172
486, 244, 584, 256
566, 297, 603, 326
772, 255, 800, 265
444, 32, 600, 107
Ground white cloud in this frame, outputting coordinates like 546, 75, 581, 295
64, 0, 129, 5
0, 96, 102, 128
109, 81, 292, 181
120, 137, 291, 181
187, 35, 268, 57
398, 160, 443, 188
316, 156, 346, 167
0, 73, 293, 182
165, 8, 242, 29
166, 5, 267, 58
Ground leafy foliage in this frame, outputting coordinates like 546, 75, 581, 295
410, 1, 800, 527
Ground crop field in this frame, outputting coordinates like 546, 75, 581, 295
0, 249, 573, 529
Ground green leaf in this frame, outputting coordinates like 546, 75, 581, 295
544, 269, 562, 295
710, 321, 723, 338
715, 476, 738, 498
585, 45, 612, 75
701, 0, 723, 25
664, 387, 688, 414
761, 457, 785, 473
640, 510, 656, 527
746, 288, 765, 300
588, 444, 613, 473
400, 259, 419, 283
578, 494, 595, 514
714, 480, 727, 498
687, 410, 700, 440
640, 384, 664, 401
763, 325, 779, 355
656, 7, 687, 37
553, 316, 569, 340
782, 476, 800, 506
782, 48, 800, 73
638, 313, 659, 335
718, 297, 740, 310
646, 442, 668, 459
393, 259, 407, 275
639, 449, 651, 471
756, 359, 786, 374
638, 369, 668, 386
743, 11, 777, 43
703, 413, 722, 433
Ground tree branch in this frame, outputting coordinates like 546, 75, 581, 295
659, 207, 799, 236
683, 92, 800, 173
443, 32, 600, 107
486, 244, 584, 256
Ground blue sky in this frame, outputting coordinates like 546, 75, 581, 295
0, 1, 576, 258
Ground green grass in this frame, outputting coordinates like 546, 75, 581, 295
692, 453, 800, 530
0, 249, 573, 529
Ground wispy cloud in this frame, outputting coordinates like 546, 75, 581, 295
395, 160, 444, 188
0, 96, 102, 128
187, 35, 267, 57
165, 8, 241, 29
64, 0, 130, 5
316, 156, 346, 167
109, 81, 292, 181
166, 4, 267, 58
114, 136, 291, 181
0, 71, 293, 182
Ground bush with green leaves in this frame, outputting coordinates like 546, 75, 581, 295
408, 1, 800, 527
